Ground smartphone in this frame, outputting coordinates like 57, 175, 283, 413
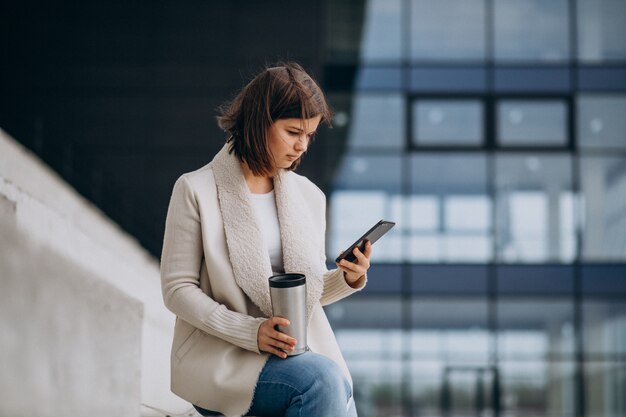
335, 220, 396, 263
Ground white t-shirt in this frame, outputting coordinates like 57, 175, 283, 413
249, 189, 284, 274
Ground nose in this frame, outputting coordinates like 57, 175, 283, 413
294, 135, 308, 152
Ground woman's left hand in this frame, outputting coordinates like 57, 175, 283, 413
336, 240, 372, 287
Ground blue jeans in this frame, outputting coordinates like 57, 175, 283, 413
193, 351, 358, 417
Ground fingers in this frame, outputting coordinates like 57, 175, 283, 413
337, 260, 366, 279
337, 258, 362, 273
269, 316, 291, 329
263, 318, 294, 343
258, 317, 297, 359
363, 239, 372, 257
353, 241, 371, 264
336, 240, 371, 284
266, 346, 289, 359
338, 246, 369, 274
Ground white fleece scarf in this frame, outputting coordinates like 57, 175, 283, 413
210, 143, 325, 323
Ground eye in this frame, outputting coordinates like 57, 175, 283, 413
288, 131, 299, 136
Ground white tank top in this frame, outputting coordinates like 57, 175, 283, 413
249, 189, 284, 274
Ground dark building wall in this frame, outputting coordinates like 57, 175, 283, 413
1, 0, 330, 256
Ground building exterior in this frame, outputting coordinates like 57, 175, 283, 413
320, 1, 626, 416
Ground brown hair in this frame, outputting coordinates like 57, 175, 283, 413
216, 61, 333, 176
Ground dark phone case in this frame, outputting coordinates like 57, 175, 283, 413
335, 220, 396, 263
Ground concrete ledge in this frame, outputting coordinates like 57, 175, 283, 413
0, 128, 189, 415
0, 216, 143, 417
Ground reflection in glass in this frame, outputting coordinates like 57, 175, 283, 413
411, 361, 495, 417
577, 0, 626, 62
409, 297, 492, 416
348, 358, 405, 417
445, 196, 490, 231
326, 298, 405, 417
413, 100, 484, 146
585, 362, 626, 417
347, 94, 405, 149
327, 298, 403, 331
332, 154, 403, 192
494, 0, 570, 62
411, 299, 490, 362
410, 0, 486, 61
330, 154, 403, 263
497, 101, 567, 146
495, 154, 575, 263
580, 157, 626, 261
360, 0, 403, 62
410, 154, 492, 263
446, 367, 494, 417
583, 300, 626, 355
330, 190, 403, 263
411, 360, 445, 417
497, 299, 576, 359
408, 195, 438, 231
577, 95, 626, 150
500, 361, 576, 417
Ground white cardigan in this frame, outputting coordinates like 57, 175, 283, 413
160, 143, 367, 417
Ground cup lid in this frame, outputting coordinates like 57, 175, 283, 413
268, 273, 306, 288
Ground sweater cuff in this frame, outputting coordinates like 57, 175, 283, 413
203, 305, 266, 354
321, 268, 368, 305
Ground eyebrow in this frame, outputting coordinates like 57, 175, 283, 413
287, 126, 318, 135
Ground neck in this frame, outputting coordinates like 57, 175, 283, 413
241, 163, 274, 194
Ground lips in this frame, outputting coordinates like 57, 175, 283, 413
287, 155, 300, 161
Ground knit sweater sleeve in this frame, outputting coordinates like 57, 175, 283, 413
160, 175, 265, 353
311, 184, 367, 306
320, 268, 367, 306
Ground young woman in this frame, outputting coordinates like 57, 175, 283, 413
160, 62, 371, 417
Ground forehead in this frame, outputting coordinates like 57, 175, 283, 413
275, 116, 322, 131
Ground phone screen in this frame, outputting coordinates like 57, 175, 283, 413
335, 220, 395, 263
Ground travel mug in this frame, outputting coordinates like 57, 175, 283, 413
268, 273, 308, 356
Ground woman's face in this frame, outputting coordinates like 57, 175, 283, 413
267, 115, 322, 171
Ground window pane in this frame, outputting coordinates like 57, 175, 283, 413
495, 154, 576, 263
497, 299, 576, 359
410, 0, 486, 61
412, 361, 495, 417
583, 300, 626, 355
410, 154, 492, 263
500, 361, 576, 417
413, 100, 484, 146
348, 358, 405, 417
578, 0, 626, 62
445, 196, 490, 231
330, 154, 403, 263
347, 94, 405, 149
580, 156, 626, 261
585, 362, 626, 417
410, 360, 445, 417
494, 0, 570, 62
327, 298, 406, 415
497, 101, 568, 146
578, 95, 626, 150
411, 298, 490, 362
360, 0, 403, 62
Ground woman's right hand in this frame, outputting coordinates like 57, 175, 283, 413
257, 317, 297, 359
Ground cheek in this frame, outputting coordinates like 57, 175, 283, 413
268, 135, 288, 160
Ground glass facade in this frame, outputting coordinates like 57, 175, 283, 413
323, 1, 626, 416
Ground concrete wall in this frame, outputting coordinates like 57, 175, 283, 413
0, 216, 143, 417
0, 128, 191, 416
